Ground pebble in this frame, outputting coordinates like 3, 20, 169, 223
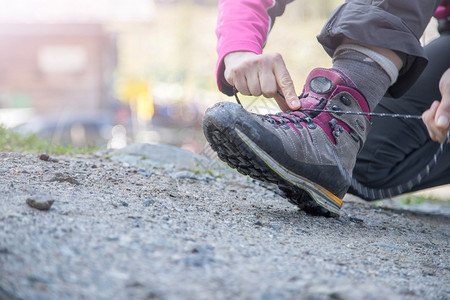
26, 196, 55, 211
38, 153, 50, 161
137, 168, 153, 177
143, 199, 155, 206
107, 235, 120, 241
38, 153, 59, 163
254, 221, 264, 227
170, 171, 210, 182
269, 225, 281, 232
49, 173, 81, 185
349, 216, 364, 223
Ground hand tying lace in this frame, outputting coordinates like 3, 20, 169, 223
262, 93, 327, 128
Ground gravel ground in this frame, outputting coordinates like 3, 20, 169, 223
0, 147, 449, 300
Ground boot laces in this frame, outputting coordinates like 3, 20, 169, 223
263, 94, 326, 126
263, 111, 313, 126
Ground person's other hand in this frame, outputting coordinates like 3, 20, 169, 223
422, 68, 450, 143
223, 51, 300, 111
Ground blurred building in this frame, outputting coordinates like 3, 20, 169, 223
0, 0, 154, 146
0, 23, 116, 116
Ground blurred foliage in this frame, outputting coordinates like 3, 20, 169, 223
400, 194, 429, 205
400, 193, 449, 204
0, 125, 97, 154
115, 0, 342, 98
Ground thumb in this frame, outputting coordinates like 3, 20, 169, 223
435, 99, 450, 130
278, 89, 300, 111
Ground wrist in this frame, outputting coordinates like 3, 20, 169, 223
224, 51, 257, 66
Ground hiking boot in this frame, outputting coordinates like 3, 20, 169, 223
203, 68, 371, 217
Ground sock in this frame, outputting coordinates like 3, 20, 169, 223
332, 44, 399, 111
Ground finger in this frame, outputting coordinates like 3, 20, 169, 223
234, 81, 251, 96
233, 75, 250, 96
422, 101, 441, 142
272, 55, 299, 110
259, 71, 278, 99
225, 68, 251, 95
274, 93, 290, 112
224, 66, 235, 87
245, 72, 262, 96
422, 101, 439, 122
435, 99, 450, 130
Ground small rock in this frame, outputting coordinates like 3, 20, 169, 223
26, 196, 55, 211
171, 171, 212, 182
38, 153, 50, 161
254, 221, 264, 227
126, 281, 144, 288
143, 199, 155, 206
127, 215, 142, 219
107, 235, 119, 241
349, 216, 364, 223
49, 172, 81, 185
38, 153, 59, 163
121, 201, 129, 207
137, 168, 153, 177
269, 225, 281, 232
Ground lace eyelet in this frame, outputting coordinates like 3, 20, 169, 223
307, 122, 317, 129
355, 119, 364, 131
340, 95, 352, 106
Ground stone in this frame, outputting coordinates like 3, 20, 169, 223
26, 196, 55, 211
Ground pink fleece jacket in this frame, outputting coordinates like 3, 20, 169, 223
434, 0, 450, 20
216, 0, 278, 95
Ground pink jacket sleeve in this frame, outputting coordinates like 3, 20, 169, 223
215, 0, 291, 95
434, 0, 450, 20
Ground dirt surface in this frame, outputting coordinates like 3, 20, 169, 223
0, 148, 449, 300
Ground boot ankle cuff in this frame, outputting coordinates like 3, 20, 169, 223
334, 44, 399, 86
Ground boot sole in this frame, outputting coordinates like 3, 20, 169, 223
205, 123, 342, 217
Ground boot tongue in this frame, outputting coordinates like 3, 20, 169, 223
300, 68, 354, 109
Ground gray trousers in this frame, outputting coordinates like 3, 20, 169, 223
349, 31, 450, 196
317, 0, 442, 97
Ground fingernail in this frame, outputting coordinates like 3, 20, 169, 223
291, 99, 300, 108
437, 115, 449, 127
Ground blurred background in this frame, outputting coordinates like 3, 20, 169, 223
0, 0, 439, 154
